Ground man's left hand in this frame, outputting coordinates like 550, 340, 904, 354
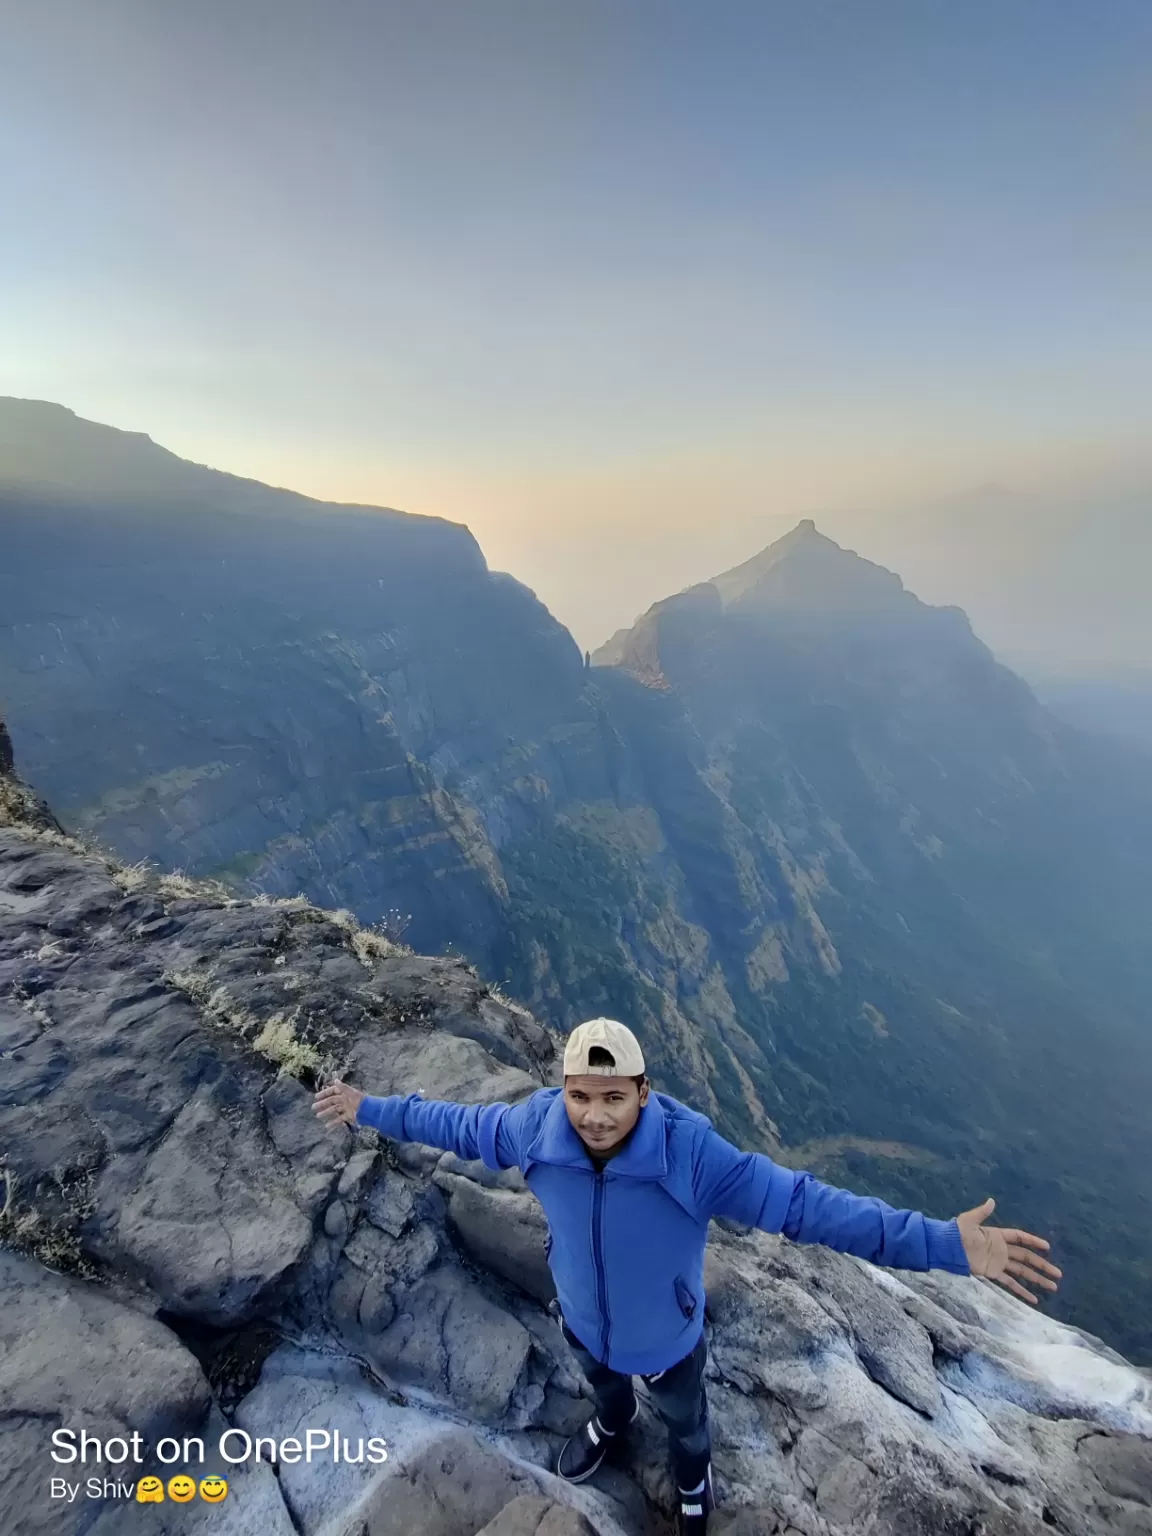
955, 1197, 1062, 1304
313, 1079, 365, 1129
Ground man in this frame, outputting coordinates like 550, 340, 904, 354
313, 1018, 1060, 1535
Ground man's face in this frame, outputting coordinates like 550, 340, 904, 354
563, 1074, 648, 1153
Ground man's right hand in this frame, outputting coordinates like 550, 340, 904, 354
313, 1079, 366, 1129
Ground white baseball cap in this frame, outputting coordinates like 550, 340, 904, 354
563, 1018, 646, 1077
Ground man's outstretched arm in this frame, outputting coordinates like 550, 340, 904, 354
781, 1176, 1062, 1302
698, 1131, 1061, 1302
778, 1168, 969, 1273
312, 1080, 527, 1170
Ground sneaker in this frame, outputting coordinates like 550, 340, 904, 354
556, 1401, 639, 1483
677, 1463, 715, 1534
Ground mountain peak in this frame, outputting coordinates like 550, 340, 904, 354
593, 518, 987, 681
708, 518, 908, 615
786, 515, 819, 538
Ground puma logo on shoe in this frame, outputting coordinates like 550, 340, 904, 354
677, 1464, 715, 1533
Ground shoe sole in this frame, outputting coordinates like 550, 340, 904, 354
556, 1401, 640, 1484
555, 1449, 607, 1484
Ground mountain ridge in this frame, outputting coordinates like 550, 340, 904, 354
0, 396, 478, 546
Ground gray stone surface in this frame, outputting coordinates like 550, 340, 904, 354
439, 1172, 557, 1305
332, 1429, 554, 1536
475, 1494, 599, 1536
1077, 1433, 1152, 1507
0, 1250, 213, 1536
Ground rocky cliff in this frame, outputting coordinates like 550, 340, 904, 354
0, 399, 596, 979
4, 399, 1152, 1368
2, 732, 1151, 1536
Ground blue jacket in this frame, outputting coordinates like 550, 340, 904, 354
356, 1086, 970, 1375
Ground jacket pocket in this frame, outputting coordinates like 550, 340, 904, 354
674, 1274, 697, 1320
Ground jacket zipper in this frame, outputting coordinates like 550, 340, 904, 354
591, 1170, 612, 1362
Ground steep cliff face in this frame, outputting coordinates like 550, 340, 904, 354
4, 400, 1152, 1366
0, 399, 600, 982
2, 737, 1150, 1536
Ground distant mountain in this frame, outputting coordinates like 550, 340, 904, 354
793, 481, 1152, 674
3, 398, 1152, 1364
589, 479, 1152, 689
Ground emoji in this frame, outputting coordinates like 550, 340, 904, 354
136, 1477, 165, 1503
199, 1476, 229, 1503
167, 1474, 197, 1503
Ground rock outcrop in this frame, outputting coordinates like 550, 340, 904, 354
1, 734, 1149, 1536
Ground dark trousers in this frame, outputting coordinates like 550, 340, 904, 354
560, 1316, 711, 1491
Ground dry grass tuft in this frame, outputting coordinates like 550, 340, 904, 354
0, 1165, 99, 1278
253, 1010, 323, 1076
10, 985, 52, 1029
156, 868, 236, 903
109, 858, 154, 894
165, 967, 325, 1078
330, 907, 412, 967
163, 966, 215, 1005
251, 892, 313, 910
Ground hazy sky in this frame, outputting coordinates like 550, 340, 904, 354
3, 1, 1151, 651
